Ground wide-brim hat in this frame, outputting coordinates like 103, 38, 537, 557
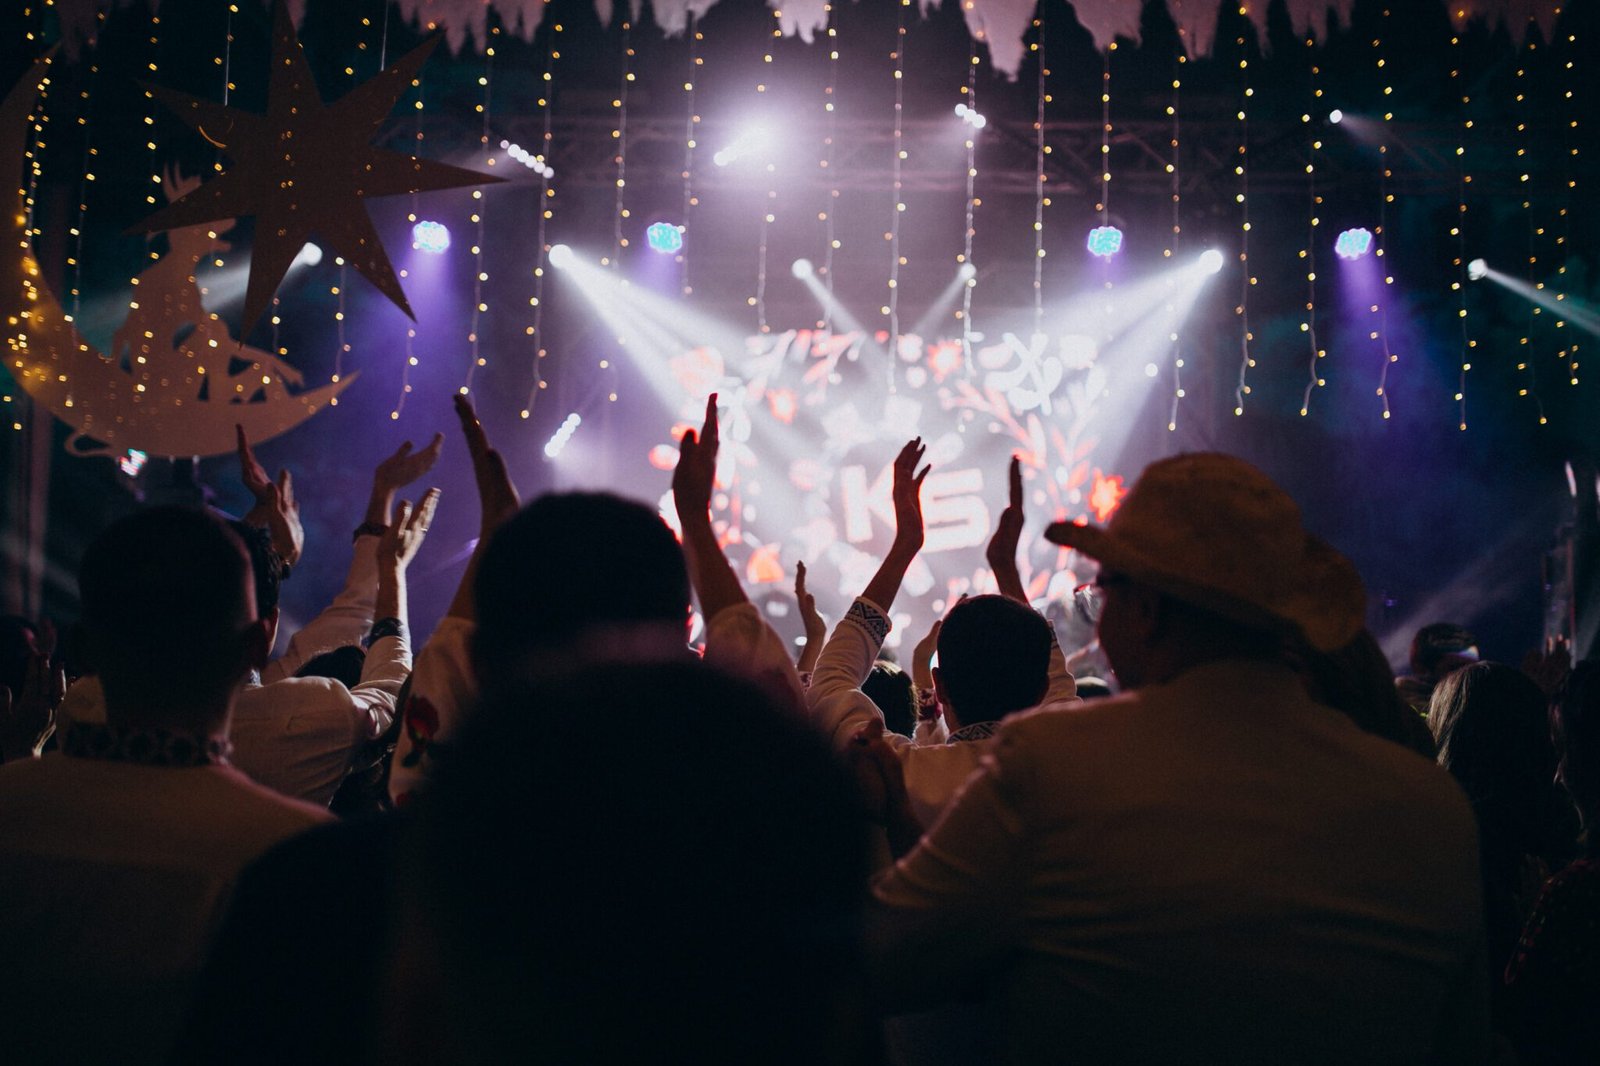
1044, 453, 1365, 652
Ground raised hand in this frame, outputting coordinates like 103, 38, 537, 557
237, 424, 303, 568
379, 488, 442, 574
672, 393, 720, 523
374, 434, 445, 496
912, 615, 944, 693
796, 561, 826, 643
453, 395, 520, 537
848, 717, 922, 856
986, 455, 1027, 603
890, 437, 930, 553
0, 651, 63, 762
795, 560, 827, 673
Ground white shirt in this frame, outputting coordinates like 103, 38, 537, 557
0, 751, 329, 1064
806, 596, 1077, 829
60, 535, 411, 807
870, 658, 1490, 1065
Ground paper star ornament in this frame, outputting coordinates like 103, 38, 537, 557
129, 1, 503, 338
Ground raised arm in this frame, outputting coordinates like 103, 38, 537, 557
671, 394, 746, 620
390, 399, 518, 805
986, 455, 1028, 604
795, 560, 827, 679
237, 424, 303, 572
262, 433, 444, 683
807, 439, 929, 748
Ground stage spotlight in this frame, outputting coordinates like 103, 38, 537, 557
1335, 227, 1373, 260
791, 258, 814, 280
293, 242, 323, 268
543, 412, 582, 459
1087, 226, 1124, 259
548, 243, 576, 269
1328, 109, 1344, 125
1199, 249, 1225, 275
958, 262, 977, 282
953, 102, 988, 130
1467, 258, 1489, 281
646, 222, 684, 255
713, 124, 773, 168
411, 220, 450, 255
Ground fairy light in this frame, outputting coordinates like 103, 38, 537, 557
1373, 5, 1399, 421
678, 14, 701, 298
609, 18, 633, 271
1232, 10, 1254, 416
1514, 27, 1547, 424
886, 0, 910, 382
521, 8, 562, 418
957, 36, 978, 352
754, 6, 783, 336
65, 12, 106, 343
460, 24, 496, 395
1298, 34, 1324, 418
1450, 25, 1472, 430
1558, 17, 1578, 386
1096, 40, 1116, 353
819, 0, 840, 329
1166, 48, 1186, 432
1030, 16, 1048, 339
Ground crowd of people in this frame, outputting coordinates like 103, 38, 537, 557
0, 394, 1595, 1064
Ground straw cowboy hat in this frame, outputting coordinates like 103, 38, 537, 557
1044, 453, 1366, 652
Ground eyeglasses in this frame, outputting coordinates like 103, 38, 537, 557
1072, 573, 1128, 626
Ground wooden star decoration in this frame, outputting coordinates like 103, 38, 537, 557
129, 1, 503, 339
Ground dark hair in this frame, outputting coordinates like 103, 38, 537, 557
1554, 659, 1600, 849
0, 614, 36, 700
1302, 629, 1436, 758
409, 660, 870, 1062
225, 519, 283, 619
936, 595, 1053, 724
473, 493, 689, 681
863, 659, 916, 737
79, 507, 254, 722
1430, 662, 1559, 855
1075, 676, 1113, 700
1410, 622, 1477, 679
294, 645, 367, 689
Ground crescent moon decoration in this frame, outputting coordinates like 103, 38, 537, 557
2, 56, 353, 459
130, 0, 505, 341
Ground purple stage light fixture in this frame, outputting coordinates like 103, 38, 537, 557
1199, 249, 1225, 275
1468, 258, 1489, 281
646, 222, 684, 255
791, 258, 814, 280
1086, 226, 1124, 259
1335, 228, 1373, 260
544, 413, 582, 459
411, 220, 450, 255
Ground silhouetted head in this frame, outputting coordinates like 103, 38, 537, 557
1430, 661, 1559, 856
225, 518, 284, 648
1554, 659, 1600, 845
0, 613, 37, 700
397, 659, 871, 1063
78, 507, 267, 731
294, 645, 367, 689
1409, 622, 1478, 683
863, 659, 916, 737
473, 493, 690, 691
934, 595, 1053, 728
